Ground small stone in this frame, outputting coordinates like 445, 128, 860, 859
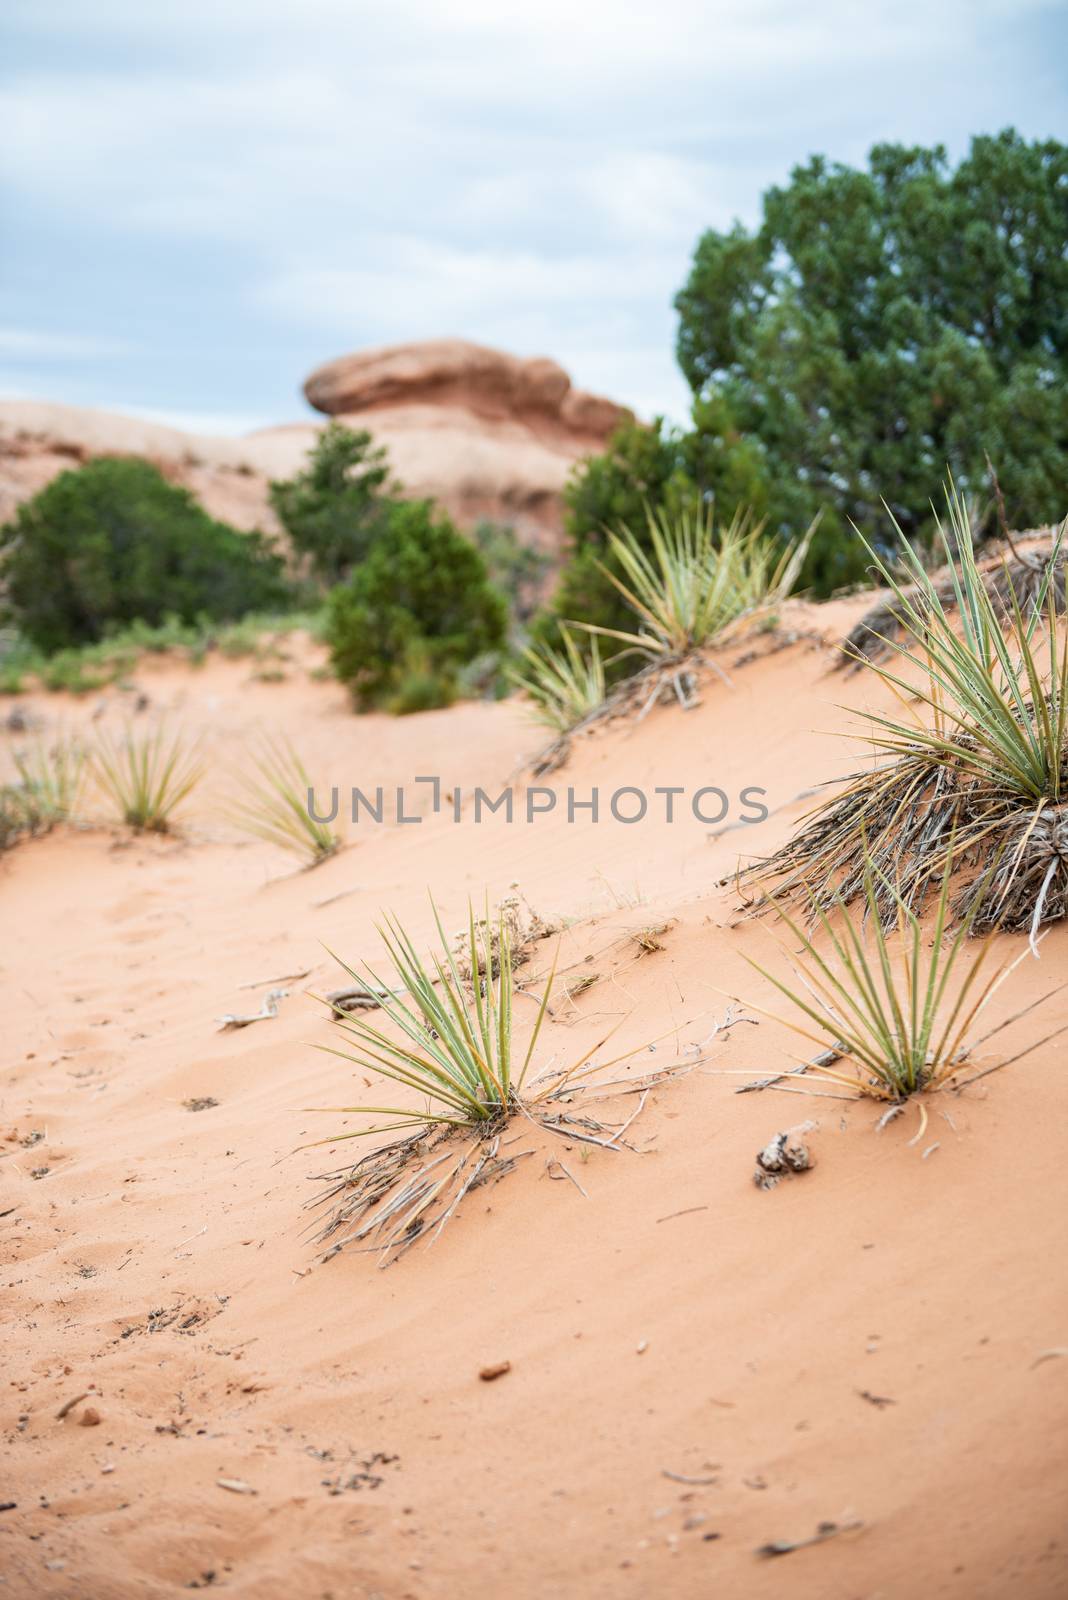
79, 1407, 101, 1427
478, 1361, 511, 1382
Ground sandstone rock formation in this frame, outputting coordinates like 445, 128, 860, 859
300, 339, 631, 554
0, 341, 631, 566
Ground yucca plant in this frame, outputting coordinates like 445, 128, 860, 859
511, 626, 607, 733
742, 487, 1068, 941
10, 736, 86, 830
226, 736, 339, 866
92, 725, 204, 833
574, 504, 815, 664
861, 487, 1067, 802
743, 852, 1064, 1103
306, 900, 654, 1260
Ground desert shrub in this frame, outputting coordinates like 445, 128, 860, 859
11, 738, 86, 828
533, 418, 700, 657
269, 422, 394, 586
0, 611, 326, 695
0, 736, 86, 849
306, 898, 650, 1260
557, 133, 1068, 603
326, 500, 507, 712
0, 457, 292, 653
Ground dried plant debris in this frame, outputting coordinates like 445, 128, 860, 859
182, 1097, 219, 1113
216, 987, 287, 1031
628, 920, 675, 955
756, 1519, 864, 1558
741, 748, 1068, 939
325, 979, 400, 1016
451, 888, 559, 984
754, 1123, 816, 1189
323, 1452, 399, 1494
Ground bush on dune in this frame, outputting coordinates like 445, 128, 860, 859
0, 458, 292, 653
326, 500, 507, 713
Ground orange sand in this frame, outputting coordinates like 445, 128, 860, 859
2, 609, 1066, 1598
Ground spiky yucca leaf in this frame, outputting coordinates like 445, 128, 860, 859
857, 487, 1068, 803
92, 725, 204, 833
574, 503, 815, 663
743, 852, 1062, 1101
511, 626, 606, 733
227, 736, 339, 865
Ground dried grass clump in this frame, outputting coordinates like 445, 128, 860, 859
304, 899, 659, 1262
11, 736, 86, 829
742, 488, 1068, 942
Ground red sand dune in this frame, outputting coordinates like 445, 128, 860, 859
1, 601, 1066, 1598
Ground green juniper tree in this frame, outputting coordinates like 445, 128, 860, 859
557, 129, 1067, 608
269, 421, 394, 586
674, 128, 1068, 589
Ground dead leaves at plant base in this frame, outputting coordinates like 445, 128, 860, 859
753, 1122, 816, 1189
306, 1072, 674, 1266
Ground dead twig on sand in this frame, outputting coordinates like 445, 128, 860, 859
756, 1519, 865, 1558
736, 1047, 842, 1094
216, 988, 287, 1031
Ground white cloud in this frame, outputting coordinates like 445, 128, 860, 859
1, 0, 1064, 424
0, 328, 131, 359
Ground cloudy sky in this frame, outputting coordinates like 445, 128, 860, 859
2, 0, 1066, 433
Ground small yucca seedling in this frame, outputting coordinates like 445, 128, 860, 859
306, 900, 655, 1260
575, 504, 815, 664
511, 626, 607, 733
92, 725, 204, 833
226, 737, 339, 866
10, 736, 86, 829
743, 852, 1065, 1103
